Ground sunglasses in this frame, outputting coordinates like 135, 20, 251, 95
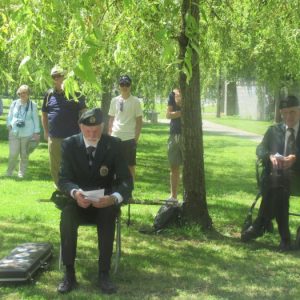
119, 101, 124, 112
52, 75, 63, 79
119, 82, 130, 87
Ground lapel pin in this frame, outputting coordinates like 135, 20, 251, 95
99, 165, 109, 177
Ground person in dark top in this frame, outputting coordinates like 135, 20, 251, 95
41, 65, 87, 188
241, 95, 300, 251
57, 108, 133, 294
166, 88, 182, 203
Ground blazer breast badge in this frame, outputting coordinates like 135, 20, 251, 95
99, 165, 109, 177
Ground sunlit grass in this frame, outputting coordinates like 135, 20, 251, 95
1, 117, 300, 299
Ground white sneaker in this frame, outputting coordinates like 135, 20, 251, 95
18, 172, 24, 178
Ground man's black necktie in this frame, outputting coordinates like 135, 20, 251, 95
86, 146, 96, 167
286, 128, 296, 156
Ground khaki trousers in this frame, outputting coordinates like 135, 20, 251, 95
7, 131, 31, 176
48, 137, 63, 188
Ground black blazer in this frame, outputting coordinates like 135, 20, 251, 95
58, 133, 133, 204
256, 123, 300, 173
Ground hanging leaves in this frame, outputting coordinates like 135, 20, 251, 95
18, 56, 31, 70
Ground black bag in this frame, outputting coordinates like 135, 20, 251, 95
51, 190, 71, 210
0, 243, 53, 283
153, 203, 182, 232
241, 191, 274, 235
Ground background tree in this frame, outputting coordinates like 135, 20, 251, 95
198, 0, 300, 119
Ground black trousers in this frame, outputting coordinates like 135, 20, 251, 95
60, 203, 118, 273
255, 172, 291, 241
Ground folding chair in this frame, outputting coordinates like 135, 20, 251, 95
242, 158, 266, 232
59, 211, 121, 274
242, 157, 300, 239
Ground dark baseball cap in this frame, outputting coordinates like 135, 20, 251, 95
279, 95, 300, 109
119, 75, 132, 85
79, 108, 103, 126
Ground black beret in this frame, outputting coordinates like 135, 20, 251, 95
119, 75, 132, 85
279, 95, 299, 109
79, 108, 103, 126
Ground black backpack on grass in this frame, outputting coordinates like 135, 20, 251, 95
153, 203, 182, 232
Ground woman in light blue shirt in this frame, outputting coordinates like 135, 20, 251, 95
6, 85, 40, 178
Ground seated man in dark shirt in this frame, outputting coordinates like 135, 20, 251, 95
57, 108, 133, 294
241, 96, 300, 251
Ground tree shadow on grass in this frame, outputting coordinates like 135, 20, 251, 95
2, 123, 299, 298
78, 225, 300, 300
1, 208, 300, 299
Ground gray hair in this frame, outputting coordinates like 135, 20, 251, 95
17, 85, 30, 95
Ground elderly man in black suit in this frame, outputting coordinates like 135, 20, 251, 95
242, 95, 300, 251
57, 108, 133, 294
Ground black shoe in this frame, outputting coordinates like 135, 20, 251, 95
57, 274, 78, 294
99, 272, 117, 294
241, 225, 264, 242
279, 240, 292, 252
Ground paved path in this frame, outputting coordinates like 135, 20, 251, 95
158, 119, 263, 143
202, 120, 263, 143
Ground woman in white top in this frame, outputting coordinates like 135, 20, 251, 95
6, 85, 40, 178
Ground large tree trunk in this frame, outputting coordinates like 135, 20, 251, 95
179, 0, 212, 228
101, 80, 114, 134
101, 90, 112, 134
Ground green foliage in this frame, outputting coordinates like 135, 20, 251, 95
0, 0, 181, 103
199, 0, 300, 97
2, 0, 300, 102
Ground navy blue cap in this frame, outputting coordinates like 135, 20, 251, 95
279, 95, 299, 109
119, 75, 132, 85
79, 108, 103, 126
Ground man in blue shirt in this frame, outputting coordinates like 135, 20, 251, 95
42, 66, 87, 188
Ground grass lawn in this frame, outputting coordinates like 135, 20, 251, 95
0, 110, 300, 300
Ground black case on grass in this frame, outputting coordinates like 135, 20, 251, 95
0, 242, 53, 283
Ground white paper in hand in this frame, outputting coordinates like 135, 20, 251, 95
81, 189, 104, 202
274, 152, 284, 160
